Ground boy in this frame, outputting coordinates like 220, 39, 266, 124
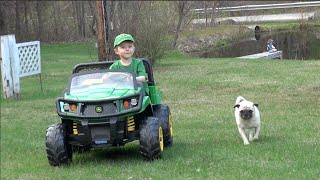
109, 33, 149, 94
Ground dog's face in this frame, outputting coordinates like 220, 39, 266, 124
234, 101, 258, 120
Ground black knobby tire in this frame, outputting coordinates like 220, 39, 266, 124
45, 123, 72, 166
139, 117, 163, 160
154, 104, 173, 147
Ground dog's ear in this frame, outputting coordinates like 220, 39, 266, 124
233, 104, 240, 108
254, 103, 259, 107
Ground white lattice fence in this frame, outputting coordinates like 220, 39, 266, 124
17, 41, 41, 77
1, 34, 42, 99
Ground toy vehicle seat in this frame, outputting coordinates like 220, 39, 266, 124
140, 58, 155, 86
72, 61, 113, 74
72, 58, 155, 86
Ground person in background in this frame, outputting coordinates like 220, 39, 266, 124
267, 39, 277, 52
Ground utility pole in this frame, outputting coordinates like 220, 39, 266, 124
96, 0, 107, 61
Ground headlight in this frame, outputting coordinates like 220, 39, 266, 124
123, 100, 130, 109
69, 104, 77, 112
131, 98, 138, 106
63, 103, 69, 111
123, 97, 139, 110
61, 102, 78, 112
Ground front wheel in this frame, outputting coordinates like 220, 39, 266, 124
139, 117, 163, 160
45, 123, 72, 166
154, 104, 173, 147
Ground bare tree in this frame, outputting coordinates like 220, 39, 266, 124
104, 0, 116, 60
22, 1, 30, 40
80, 1, 86, 38
0, 2, 6, 34
96, 0, 107, 61
53, 1, 61, 41
36, 1, 44, 41
204, 1, 208, 27
133, 1, 174, 63
0, 11, 4, 34
15, 1, 21, 40
0, 0, 174, 62
172, 1, 190, 48
74, 1, 86, 38
210, 1, 219, 26
88, 1, 96, 36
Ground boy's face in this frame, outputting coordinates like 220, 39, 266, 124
114, 41, 135, 60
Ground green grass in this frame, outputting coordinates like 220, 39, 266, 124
1, 42, 320, 179
255, 21, 320, 31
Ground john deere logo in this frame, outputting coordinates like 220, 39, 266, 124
95, 106, 103, 113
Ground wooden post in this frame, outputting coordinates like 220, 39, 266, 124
0, 36, 13, 98
1, 35, 20, 99
96, 0, 107, 61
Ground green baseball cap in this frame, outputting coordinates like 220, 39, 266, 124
113, 33, 134, 47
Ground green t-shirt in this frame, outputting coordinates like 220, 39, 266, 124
109, 58, 149, 94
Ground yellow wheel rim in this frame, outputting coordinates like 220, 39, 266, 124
159, 126, 164, 151
169, 114, 173, 137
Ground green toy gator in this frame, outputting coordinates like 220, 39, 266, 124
45, 59, 172, 166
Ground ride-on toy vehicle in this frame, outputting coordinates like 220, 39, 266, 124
45, 59, 172, 166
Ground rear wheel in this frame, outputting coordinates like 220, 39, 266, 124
154, 104, 173, 147
45, 123, 72, 166
139, 117, 163, 160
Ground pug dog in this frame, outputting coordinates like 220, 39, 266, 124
233, 96, 261, 145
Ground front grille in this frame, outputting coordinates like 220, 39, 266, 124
83, 103, 117, 116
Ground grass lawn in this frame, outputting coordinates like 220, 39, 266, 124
1, 42, 319, 179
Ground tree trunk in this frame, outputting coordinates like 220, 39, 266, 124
130, 1, 142, 36
80, 1, 86, 38
210, 1, 218, 26
172, 1, 186, 48
74, 1, 86, 39
96, 0, 107, 61
36, 1, 43, 41
204, 1, 208, 27
0, 2, 6, 34
115, 1, 121, 31
23, 1, 29, 40
173, 17, 182, 48
88, 1, 96, 36
74, 1, 81, 38
104, 0, 116, 61
15, 1, 21, 40
53, 1, 61, 41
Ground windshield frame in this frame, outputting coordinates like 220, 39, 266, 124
65, 69, 139, 95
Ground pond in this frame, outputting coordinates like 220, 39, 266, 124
196, 27, 320, 60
